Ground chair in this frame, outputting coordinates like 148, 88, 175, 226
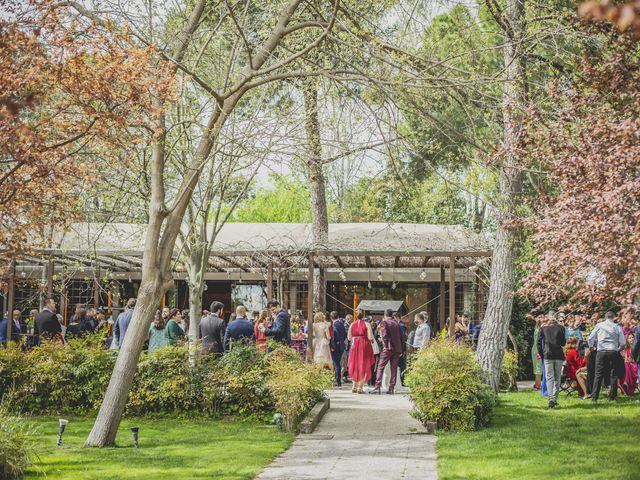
559, 363, 577, 397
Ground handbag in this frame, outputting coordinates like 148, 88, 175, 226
371, 337, 381, 355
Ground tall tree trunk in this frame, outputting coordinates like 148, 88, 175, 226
303, 79, 328, 312
476, 0, 527, 393
186, 243, 207, 341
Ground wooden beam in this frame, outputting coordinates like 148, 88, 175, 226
365, 256, 371, 268
334, 256, 345, 268
216, 255, 250, 273
422, 256, 431, 268
266, 263, 274, 300
439, 266, 445, 330
448, 255, 456, 338
306, 254, 314, 363
394, 256, 401, 268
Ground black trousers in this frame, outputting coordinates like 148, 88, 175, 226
331, 348, 344, 384
586, 350, 597, 394
592, 350, 620, 401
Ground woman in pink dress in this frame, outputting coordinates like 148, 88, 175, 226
347, 309, 375, 394
620, 333, 638, 396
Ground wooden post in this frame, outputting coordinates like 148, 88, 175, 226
267, 263, 274, 301
478, 280, 485, 321
94, 264, 100, 309
306, 254, 314, 362
59, 271, 67, 325
46, 258, 54, 299
439, 266, 445, 330
6, 261, 15, 343
448, 255, 456, 338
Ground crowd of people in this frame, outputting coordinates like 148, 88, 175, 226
2, 298, 443, 395
533, 308, 639, 408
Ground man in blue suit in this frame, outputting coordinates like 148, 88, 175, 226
330, 311, 347, 386
265, 300, 291, 345
223, 305, 254, 352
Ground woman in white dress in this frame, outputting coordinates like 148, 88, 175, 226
312, 312, 333, 368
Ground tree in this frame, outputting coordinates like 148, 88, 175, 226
0, 0, 167, 267
580, 1, 640, 37
476, 0, 528, 393
64, 0, 392, 447
521, 36, 640, 309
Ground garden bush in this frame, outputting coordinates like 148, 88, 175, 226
0, 338, 329, 427
266, 345, 332, 431
0, 403, 36, 479
500, 350, 519, 391
127, 345, 219, 416
405, 338, 496, 432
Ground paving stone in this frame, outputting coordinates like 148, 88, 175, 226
256, 387, 437, 480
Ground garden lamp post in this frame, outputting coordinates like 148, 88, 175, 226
130, 426, 139, 448
57, 419, 68, 446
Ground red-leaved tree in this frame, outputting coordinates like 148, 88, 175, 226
0, 0, 171, 266
521, 37, 640, 309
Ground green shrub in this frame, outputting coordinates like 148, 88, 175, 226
0, 336, 116, 414
266, 346, 332, 431
216, 345, 273, 419
128, 345, 217, 416
405, 338, 496, 432
500, 350, 519, 391
0, 339, 329, 423
0, 403, 36, 479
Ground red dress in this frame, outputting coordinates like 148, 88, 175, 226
254, 321, 267, 352
348, 320, 375, 382
565, 348, 585, 379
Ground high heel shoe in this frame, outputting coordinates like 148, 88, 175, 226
386, 388, 394, 395
368, 386, 381, 394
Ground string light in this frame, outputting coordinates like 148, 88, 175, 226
420, 269, 427, 281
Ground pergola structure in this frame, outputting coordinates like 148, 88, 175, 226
3, 222, 492, 355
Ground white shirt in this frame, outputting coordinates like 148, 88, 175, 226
413, 322, 431, 349
587, 320, 625, 352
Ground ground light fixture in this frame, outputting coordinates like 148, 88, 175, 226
130, 426, 140, 448
57, 419, 68, 446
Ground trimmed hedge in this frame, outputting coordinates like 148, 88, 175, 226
405, 339, 496, 432
0, 338, 331, 430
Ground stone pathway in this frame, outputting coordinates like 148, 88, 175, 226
256, 386, 437, 480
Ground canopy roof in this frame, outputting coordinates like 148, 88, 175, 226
356, 300, 407, 314
20, 222, 492, 272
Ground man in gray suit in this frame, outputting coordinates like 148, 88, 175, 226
201, 301, 225, 356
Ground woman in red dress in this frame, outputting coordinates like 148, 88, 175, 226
347, 309, 375, 394
565, 336, 586, 395
254, 309, 269, 352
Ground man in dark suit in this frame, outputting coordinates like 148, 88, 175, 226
265, 300, 291, 345
223, 305, 254, 352
537, 311, 566, 408
11, 309, 25, 343
35, 298, 62, 344
371, 309, 403, 394
330, 311, 347, 387
201, 301, 225, 356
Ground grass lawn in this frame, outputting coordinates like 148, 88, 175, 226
23, 416, 293, 479
437, 390, 640, 480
